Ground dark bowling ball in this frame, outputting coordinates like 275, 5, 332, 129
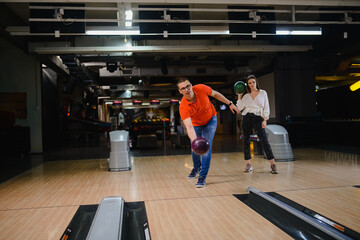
234, 81, 247, 94
191, 137, 210, 155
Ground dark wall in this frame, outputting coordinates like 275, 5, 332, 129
316, 85, 360, 120
273, 54, 359, 150
274, 53, 317, 121
316, 85, 360, 151
274, 53, 319, 147
41, 68, 61, 150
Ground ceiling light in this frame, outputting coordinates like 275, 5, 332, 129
276, 27, 322, 36
290, 30, 322, 35
190, 30, 229, 35
350, 80, 360, 91
86, 26, 140, 35
316, 76, 349, 81
86, 29, 140, 35
350, 63, 360, 68
276, 30, 290, 35
190, 26, 229, 35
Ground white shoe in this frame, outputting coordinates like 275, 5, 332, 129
244, 164, 253, 172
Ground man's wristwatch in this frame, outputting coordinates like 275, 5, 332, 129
228, 101, 233, 106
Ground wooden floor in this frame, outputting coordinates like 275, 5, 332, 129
0, 148, 359, 239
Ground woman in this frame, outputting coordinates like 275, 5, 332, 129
236, 75, 278, 174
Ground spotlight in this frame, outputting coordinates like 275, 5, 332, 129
106, 61, 118, 73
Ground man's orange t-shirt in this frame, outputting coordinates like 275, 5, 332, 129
179, 84, 217, 126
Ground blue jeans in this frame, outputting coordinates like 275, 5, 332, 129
191, 115, 217, 179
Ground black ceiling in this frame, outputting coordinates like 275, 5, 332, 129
1, 1, 360, 95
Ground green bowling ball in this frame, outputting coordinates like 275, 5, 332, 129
234, 81, 247, 94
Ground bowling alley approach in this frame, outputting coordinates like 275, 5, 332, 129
1, 1, 360, 240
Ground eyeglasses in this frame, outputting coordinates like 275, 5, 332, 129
179, 84, 191, 91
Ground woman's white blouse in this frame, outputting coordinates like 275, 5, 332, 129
236, 89, 270, 120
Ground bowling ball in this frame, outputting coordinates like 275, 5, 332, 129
234, 81, 247, 94
191, 137, 210, 155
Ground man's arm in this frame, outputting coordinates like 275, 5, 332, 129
182, 117, 197, 142
211, 90, 240, 114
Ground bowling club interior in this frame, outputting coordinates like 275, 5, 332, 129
0, 1, 359, 239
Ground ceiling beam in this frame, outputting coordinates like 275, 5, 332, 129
80, 63, 99, 82
2, 0, 360, 7
32, 45, 312, 55
38, 55, 70, 77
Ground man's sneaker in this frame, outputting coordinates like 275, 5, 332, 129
196, 177, 206, 188
270, 164, 278, 174
188, 168, 201, 178
244, 164, 253, 172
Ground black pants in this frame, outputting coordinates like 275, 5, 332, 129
242, 113, 274, 160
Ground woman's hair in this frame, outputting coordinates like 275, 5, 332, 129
241, 75, 260, 99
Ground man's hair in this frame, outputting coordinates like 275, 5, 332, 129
176, 77, 190, 87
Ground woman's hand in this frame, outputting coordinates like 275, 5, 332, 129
236, 93, 243, 99
262, 120, 267, 129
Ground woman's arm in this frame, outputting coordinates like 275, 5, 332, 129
262, 90, 270, 129
236, 93, 245, 112
262, 90, 270, 121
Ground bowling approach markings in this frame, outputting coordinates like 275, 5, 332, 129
60, 198, 151, 240
234, 187, 360, 240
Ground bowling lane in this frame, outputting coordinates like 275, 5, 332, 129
145, 195, 292, 240
279, 186, 360, 232
1, 150, 359, 211
0, 206, 78, 240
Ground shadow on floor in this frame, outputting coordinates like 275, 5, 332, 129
0, 154, 44, 183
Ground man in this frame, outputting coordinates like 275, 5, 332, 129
118, 109, 125, 130
177, 77, 240, 187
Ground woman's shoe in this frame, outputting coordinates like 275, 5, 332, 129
270, 164, 278, 174
244, 164, 253, 172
